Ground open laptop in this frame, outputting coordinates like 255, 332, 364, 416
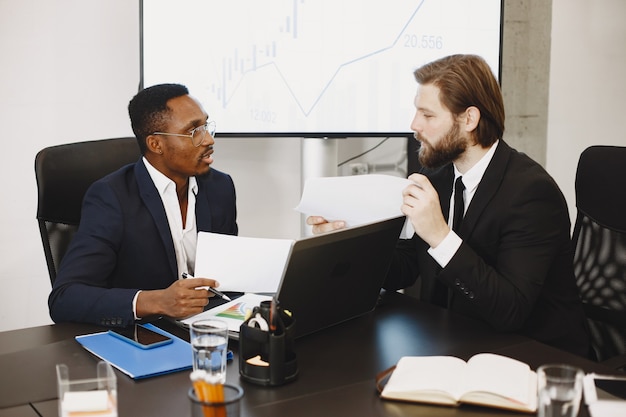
176, 216, 405, 339
276, 215, 405, 338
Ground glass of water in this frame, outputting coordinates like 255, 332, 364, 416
190, 319, 229, 383
537, 364, 584, 417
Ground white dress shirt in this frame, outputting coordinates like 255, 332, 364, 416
132, 157, 198, 318
428, 140, 499, 267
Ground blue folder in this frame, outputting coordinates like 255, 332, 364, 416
75, 323, 192, 379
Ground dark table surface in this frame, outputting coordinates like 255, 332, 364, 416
0, 291, 614, 416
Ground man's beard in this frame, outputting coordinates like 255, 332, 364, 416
417, 122, 467, 169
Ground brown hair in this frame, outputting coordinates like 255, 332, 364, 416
413, 54, 504, 147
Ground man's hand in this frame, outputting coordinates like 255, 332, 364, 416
136, 277, 219, 319
306, 216, 346, 235
401, 173, 450, 248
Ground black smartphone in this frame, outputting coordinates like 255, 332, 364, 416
108, 324, 173, 349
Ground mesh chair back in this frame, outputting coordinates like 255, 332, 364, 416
573, 145, 626, 362
35, 137, 140, 285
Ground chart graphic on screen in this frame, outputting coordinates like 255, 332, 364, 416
142, 0, 502, 136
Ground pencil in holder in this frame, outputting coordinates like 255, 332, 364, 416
239, 299, 298, 386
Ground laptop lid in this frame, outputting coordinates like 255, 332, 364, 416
276, 216, 405, 338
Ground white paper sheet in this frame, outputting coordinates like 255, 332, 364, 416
295, 174, 414, 238
588, 402, 626, 417
194, 232, 294, 293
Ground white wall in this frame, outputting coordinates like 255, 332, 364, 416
0, 0, 139, 331
0, 0, 624, 332
547, 0, 626, 220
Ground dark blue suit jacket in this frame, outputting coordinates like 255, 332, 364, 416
48, 160, 238, 326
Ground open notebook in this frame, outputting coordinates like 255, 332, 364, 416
180, 216, 405, 338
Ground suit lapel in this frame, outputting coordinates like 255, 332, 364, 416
134, 161, 178, 277
195, 179, 213, 232
459, 140, 512, 237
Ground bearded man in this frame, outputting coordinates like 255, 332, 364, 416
308, 54, 592, 358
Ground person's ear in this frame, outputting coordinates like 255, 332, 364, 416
146, 134, 164, 155
463, 106, 481, 133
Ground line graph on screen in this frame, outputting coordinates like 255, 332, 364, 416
142, 0, 502, 136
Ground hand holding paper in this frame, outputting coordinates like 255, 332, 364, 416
295, 174, 414, 238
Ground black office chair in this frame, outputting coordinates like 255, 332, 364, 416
572, 145, 626, 369
35, 137, 141, 286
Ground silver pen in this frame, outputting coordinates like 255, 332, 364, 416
182, 272, 232, 301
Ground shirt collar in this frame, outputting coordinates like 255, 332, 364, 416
453, 139, 499, 193
142, 157, 198, 197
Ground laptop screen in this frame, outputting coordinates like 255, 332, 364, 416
276, 216, 405, 338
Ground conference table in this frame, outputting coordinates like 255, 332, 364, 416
0, 290, 616, 417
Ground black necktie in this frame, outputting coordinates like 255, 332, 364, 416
452, 176, 465, 232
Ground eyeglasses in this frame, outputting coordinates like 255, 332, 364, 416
152, 120, 216, 147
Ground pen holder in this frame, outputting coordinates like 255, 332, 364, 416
239, 300, 298, 386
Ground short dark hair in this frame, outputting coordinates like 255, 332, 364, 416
128, 83, 189, 153
413, 54, 504, 147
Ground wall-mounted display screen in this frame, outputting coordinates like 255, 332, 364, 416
141, 0, 503, 137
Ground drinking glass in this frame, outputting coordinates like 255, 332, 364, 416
537, 364, 584, 417
190, 319, 229, 383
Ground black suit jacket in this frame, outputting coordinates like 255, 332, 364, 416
48, 160, 238, 326
385, 141, 591, 357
